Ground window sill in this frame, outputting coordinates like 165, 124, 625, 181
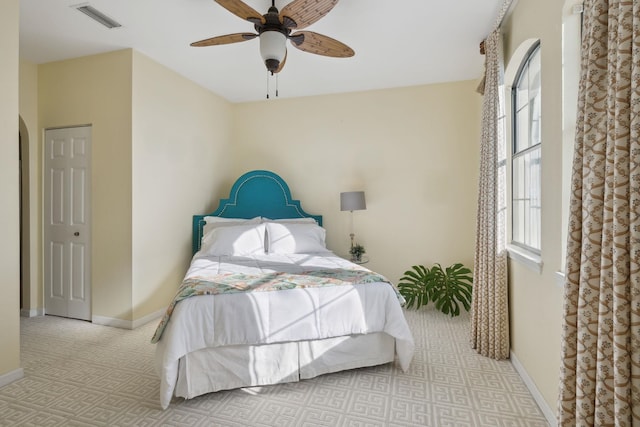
507, 244, 543, 274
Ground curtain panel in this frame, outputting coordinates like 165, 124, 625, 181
558, 0, 640, 425
470, 24, 510, 360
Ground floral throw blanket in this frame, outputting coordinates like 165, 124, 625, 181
151, 269, 404, 343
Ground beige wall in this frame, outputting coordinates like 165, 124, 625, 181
39, 50, 135, 320
35, 49, 234, 324
131, 51, 233, 320
0, 0, 21, 378
28, 52, 479, 324
503, 0, 565, 413
232, 81, 481, 284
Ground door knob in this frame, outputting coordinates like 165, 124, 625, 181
74, 232, 80, 236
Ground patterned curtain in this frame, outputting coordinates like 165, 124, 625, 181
470, 0, 512, 360
558, 0, 640, 425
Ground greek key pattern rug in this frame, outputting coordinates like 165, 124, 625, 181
0, 308, 549, 426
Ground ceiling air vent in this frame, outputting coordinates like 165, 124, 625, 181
74, 4, 122, 29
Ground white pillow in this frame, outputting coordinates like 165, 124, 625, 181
265, 222, 329, 254
200, 223, 266, 256
261, 218, 318, 252
202, 216, 261, 240
262, 217, 317, 224
203, 215, 261, 225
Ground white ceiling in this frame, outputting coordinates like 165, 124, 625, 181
19, 0, 503, 103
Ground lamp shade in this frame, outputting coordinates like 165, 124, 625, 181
340, 191, 366, 211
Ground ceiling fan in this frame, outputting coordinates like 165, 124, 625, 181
191, 0, 354, 74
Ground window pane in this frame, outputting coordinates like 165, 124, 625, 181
512, 146, 541, 251
512, 155, 526, 244
516, 106, 530, 152
528, 47, 541, 85
529, 51, 542, 145
530, 94, 542, 145
528, 146, 541, 250
516, 73, 529, 110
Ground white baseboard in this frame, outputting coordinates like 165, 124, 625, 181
510, 351, 557, 427
0, 368, 24, 388
92, 308, 165, 330
20, 308, 45, 318
92, 315, 132, 329
132, 308, 165, 329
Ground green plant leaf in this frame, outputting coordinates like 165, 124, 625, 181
399, 262, 473, 316
398, 265, 432, 309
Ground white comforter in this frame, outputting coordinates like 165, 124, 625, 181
154, 251, 415, 409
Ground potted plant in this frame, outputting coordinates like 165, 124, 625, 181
398, 263, 473, 317
349, 244, 366, 262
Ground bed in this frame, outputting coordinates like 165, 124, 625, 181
152, 170, 415, 409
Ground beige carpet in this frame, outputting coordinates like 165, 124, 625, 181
0, 308, 549, 426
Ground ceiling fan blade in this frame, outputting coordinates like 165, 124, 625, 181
280, 0, 338, 29
215, 0, 265, 24
289, 31, 354, 57
190, 33, 258, 47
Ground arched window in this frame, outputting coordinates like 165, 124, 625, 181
511, 41, 542, 253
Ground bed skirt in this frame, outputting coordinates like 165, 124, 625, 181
174, 332, 395, 401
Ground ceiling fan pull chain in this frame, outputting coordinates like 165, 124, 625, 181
266, 71, 270, 99
276, 73, 279, 98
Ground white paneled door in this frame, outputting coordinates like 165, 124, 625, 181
44, 126, 91, 320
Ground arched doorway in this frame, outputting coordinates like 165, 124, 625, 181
18, 116, 30, 314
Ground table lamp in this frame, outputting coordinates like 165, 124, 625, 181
340, 191, 366, 249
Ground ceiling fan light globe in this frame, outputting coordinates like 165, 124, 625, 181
260, 30, 287, 70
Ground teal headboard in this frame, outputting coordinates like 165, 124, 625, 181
192, 170, 323, 254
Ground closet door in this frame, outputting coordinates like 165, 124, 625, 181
44, 126, 91, 321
